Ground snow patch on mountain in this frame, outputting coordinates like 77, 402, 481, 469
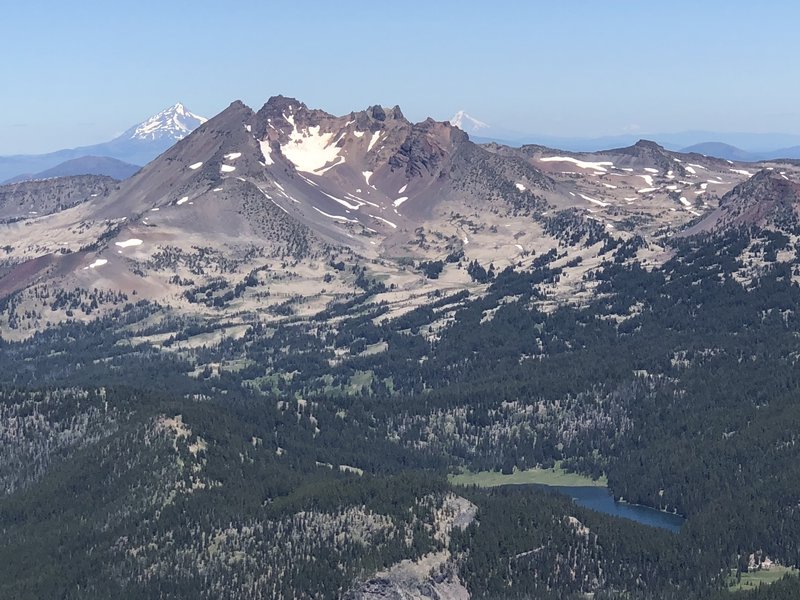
367, 132, 381, 152
580, 193, 608, 207
281, 123, 345, 174
320, 190, 362, 211
638, 174, 654, 186
115, 239, 143, 248
259, 141, 274, 166
84, 258, 108, 270
370, 214, 397, 229
129, 103, 207, 142
312, 206, 358, 223
539, 156, 614, 173
450, 111, 489, 132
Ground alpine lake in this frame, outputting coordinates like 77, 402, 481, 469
449, 463, 685, 533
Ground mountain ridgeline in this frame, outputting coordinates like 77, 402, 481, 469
1, 96, 800, 599
0, 102, 206, 183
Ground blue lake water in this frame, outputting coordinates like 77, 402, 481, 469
525, 484, 685, 533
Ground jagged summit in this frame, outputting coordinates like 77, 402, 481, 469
125, 102, 207, 142
261, 95, 305, 112
366, 105, 405, 122
2, 93, 799, 340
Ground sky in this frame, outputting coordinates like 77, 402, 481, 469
1, 0, 799, 154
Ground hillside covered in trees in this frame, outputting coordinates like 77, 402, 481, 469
2, 224, 800, 598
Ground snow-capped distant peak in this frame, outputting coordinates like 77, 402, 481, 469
129, 103, 207, 142
450, 110, 489, 132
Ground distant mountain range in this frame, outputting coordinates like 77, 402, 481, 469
0, 103, 206, 183
4, 94, 798, 337
450, 111, 800, 161
3, 156, 140, 184
679, 142, 800, 162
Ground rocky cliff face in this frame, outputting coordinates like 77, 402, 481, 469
346, 496, 476, 600
345, 568, 469, 600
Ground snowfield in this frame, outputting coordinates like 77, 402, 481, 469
281, 123, 345, 174
539, 156, 614, 172
85, 258, 108, 270
367, 131, 381, 152
259, 140, 274, 165
320, 191, 362, 211
370, 214, 397, 229
312, 206, 359, 223
188, 162, 203, 170
579, 193, 608, 207
115, 239, 143, 248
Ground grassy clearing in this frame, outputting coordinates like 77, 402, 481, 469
348, 370, 373, 392
360, 341, 388, 356
449, 462, 607, 488
727, 566, 799, 592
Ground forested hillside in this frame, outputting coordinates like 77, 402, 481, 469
2, 224, 800, 598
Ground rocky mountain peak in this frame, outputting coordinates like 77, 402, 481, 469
450, 110, 489, 133
126, 103, 207, 142
263, 95, 306, 113
613, 139, 667, 157
366, 105, 405, 122
721, 169, 800, 207
700, 169, 800, 232
634, 139, 664, 150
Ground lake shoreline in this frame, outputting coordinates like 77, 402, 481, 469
449, 466, 685, 532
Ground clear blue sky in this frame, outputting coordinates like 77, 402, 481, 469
1, 0, 799, 153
